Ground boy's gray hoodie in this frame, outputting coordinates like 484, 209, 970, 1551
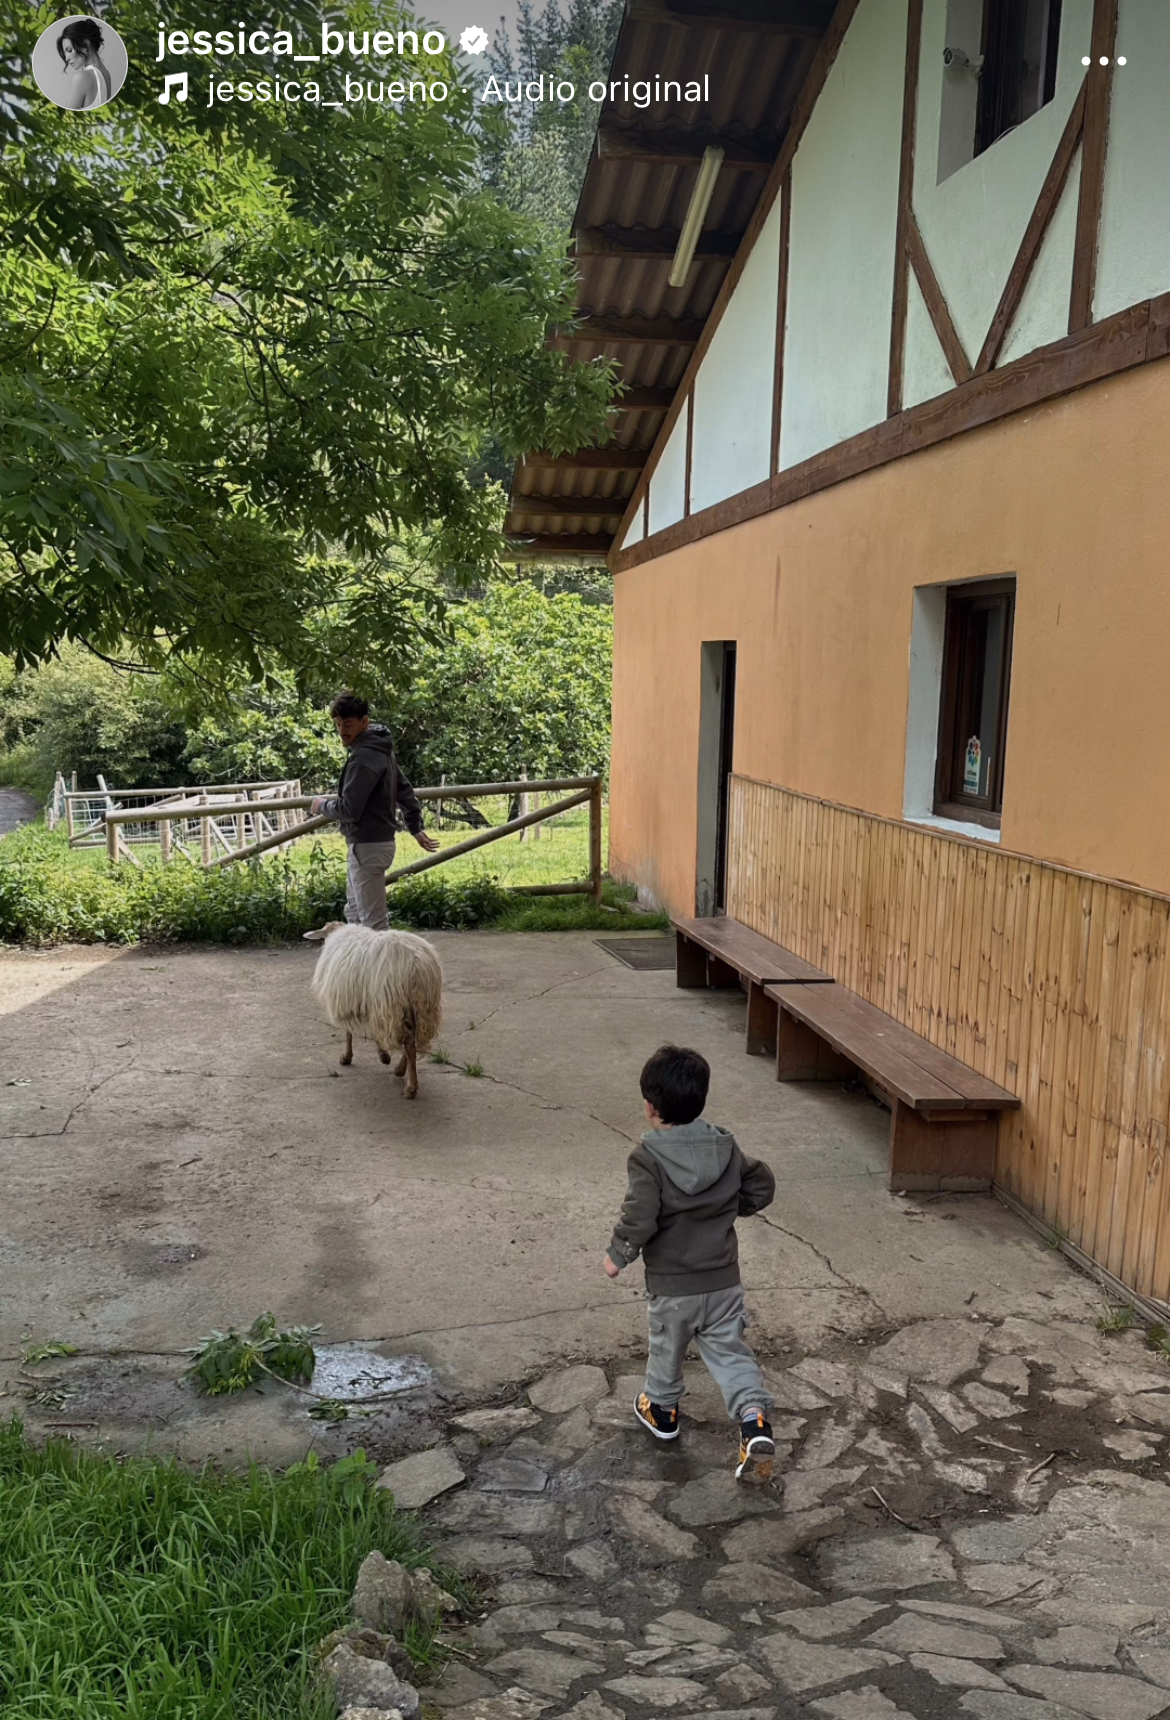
606, 1118, 775, 1296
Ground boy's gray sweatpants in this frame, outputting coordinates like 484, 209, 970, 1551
645, 1284, 773, 1423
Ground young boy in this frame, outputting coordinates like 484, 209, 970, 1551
603, 1044, 778, 1482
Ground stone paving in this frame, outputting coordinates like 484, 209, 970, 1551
389, 1320, 1170, 1720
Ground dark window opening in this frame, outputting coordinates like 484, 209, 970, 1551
934, 580, 1015, 827
976, 0, 1062, 156
714, 644, 737, 913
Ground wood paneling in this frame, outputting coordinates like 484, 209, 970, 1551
727, 775, 1170, 1305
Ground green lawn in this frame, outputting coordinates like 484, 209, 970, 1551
0, 1422, 447, 1720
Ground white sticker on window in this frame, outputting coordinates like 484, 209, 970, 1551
964, 736, 982, 795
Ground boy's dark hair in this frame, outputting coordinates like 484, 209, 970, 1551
330, 691, 369, 720
640, 1044, 710, 1125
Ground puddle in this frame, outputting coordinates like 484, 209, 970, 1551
310, 1345, 433, 1403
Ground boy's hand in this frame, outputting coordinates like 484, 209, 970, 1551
603, 1256, 620, 1279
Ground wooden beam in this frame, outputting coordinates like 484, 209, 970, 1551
506, 533, 614, 559
1070, 1, 1118, 332
558, 313, 703, 347
574, 224, 739, 260
611, 291, 1168, 573
906, 212, 972, 386
771, 164, 792, 475
977, 80, 1086, 375
612, 0, 863, 555
596, 124, 773, 171
524, 447, 648, 471
626, 0, 833, 35
610, 386, 676, 412
888, 0, 924, 417
508, 494, 627, 519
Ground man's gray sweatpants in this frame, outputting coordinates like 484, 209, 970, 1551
344, 839, 396, 931
645, 1284, 773, 1423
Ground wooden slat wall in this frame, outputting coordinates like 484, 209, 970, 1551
727, 776, 1170, 1301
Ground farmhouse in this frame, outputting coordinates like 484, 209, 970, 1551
509, 0, 1170, 1305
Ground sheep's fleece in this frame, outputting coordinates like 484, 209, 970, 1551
310, 925, 442, 1052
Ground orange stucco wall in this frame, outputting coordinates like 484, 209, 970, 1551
610, 358, 1170, 914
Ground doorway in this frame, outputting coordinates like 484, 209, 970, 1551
696, 641, 737, 917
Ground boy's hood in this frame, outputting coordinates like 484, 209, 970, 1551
642, 1119, 736, 1194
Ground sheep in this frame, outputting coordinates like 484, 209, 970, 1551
303, 922, 443, 1099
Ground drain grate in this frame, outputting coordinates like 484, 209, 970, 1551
595, 937, 676, 971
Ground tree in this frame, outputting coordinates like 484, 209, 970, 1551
391, 579, 612, 784
0, 0, 615, 682
484, 0, 623, 237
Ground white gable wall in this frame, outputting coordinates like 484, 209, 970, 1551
631, 0, 1170, 546
1096, 1, 1170, 321
913, 0, 1092, 366
779, 0, 907, 470
689, 196, 782, 515
646, 407, 688, 538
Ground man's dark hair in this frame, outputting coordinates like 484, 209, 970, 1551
640, 1044, 710, 1125
330, 691, 369, 720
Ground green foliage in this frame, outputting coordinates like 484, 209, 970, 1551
0, 644, 188, 796
19, 1336, 78, 1366
393, 580, 612, 784
0, 0, 615, 680
0, 1416, 435, 1718
486, 0, 624, 236
185, 1313, 320, 1397
1097, 1302, 1137, 1334
0, 826, 347, 945
0, 823, 662, 945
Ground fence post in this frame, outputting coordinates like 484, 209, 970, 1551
589, 777, 603, 904
200, 793, 212, 866
160, 817, 172, 864
437, 773, 445, 833
107, 815, 119, 864
519, 769, 530, 843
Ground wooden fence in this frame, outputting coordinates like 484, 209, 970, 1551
727, 775, 1170, 1308
101, 776, 606, 903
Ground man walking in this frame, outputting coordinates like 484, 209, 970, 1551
310, 693, 439, 931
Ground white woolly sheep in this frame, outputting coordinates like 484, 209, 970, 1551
303, 922, 443, 1099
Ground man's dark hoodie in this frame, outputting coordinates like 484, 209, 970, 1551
323, 723, 424, 845
606, 1120, 775, 1296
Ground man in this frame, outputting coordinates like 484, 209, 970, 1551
310, 692, 439, 931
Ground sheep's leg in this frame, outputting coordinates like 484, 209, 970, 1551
340, 1031, 353, 1068
401, 1034, 418, 1100
393, 1051, 408, 1078
378, 1044, 393, 1065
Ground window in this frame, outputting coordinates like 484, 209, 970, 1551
934, 580, 1015, 826
976, 0, 1062, 156
937, 0, 1062, 182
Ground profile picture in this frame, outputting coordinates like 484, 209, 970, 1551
32, 15, 129, 111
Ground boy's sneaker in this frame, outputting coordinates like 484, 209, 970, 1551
634, 1392, 680, 1441
736, 1411, 775, 1483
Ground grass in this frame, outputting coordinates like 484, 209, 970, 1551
0, 818, 668, 946
0, 1419, 449, 1719
1097, 1302, 1137, 1334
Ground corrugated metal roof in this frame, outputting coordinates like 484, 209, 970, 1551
506, 0, 836, 559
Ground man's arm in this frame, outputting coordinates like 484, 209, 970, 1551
738, 1152, 776, 1216
606, 1152, 662, 1272
396, 766, 440, 852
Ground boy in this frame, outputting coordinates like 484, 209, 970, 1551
604, 1044, 778, 1482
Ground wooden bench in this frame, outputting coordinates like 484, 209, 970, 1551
673, 915, 832, 1055
763, 981, 1021, 1192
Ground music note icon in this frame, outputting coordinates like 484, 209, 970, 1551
158, 71, 188, 103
